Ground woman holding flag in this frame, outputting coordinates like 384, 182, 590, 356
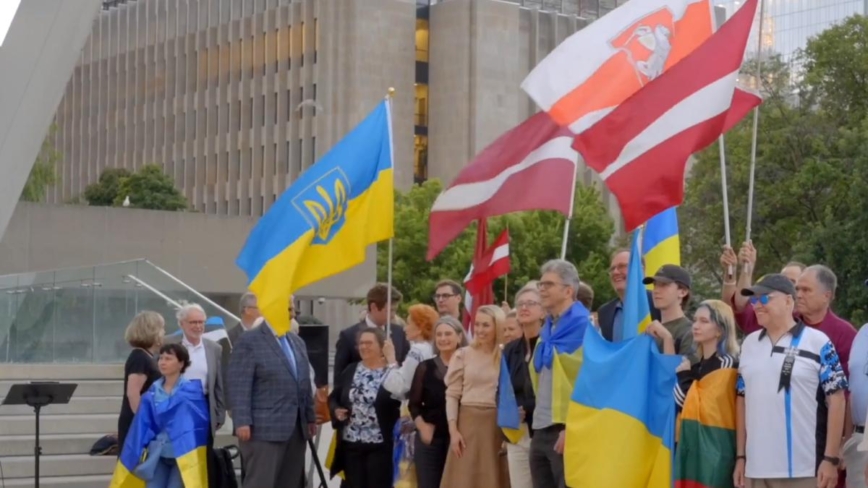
440, 304, 509, 488
647, 299, 741, 488
110, 343, 211, 488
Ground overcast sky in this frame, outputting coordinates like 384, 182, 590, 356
0, 0, 22, 47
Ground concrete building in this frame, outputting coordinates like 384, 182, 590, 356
3, 0, 663, 347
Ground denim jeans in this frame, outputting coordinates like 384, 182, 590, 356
145, 457, 183, 488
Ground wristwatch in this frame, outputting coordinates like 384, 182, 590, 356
823, 455, 840, 466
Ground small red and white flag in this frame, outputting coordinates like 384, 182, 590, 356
466, 229, 511, 295
572, 0, 760, 231
463, 226, 511, 337
427, 113, 576, 261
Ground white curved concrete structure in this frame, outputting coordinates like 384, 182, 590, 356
0, 0, 101, 240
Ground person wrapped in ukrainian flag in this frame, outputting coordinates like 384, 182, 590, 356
110, 343, 210, 488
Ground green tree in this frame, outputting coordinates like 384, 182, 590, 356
376, 179, 616, 314
20, 124, 61, 202
115, 164, 188, 211
83, 165, 188, 211
84, 168, 132, 206
681, 19, 868, 324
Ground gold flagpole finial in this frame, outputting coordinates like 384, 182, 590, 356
387, 87, 396, 98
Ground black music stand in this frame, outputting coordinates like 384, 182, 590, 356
2, 382, 77, 488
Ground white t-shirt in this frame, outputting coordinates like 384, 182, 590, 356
737, 323, 847, 479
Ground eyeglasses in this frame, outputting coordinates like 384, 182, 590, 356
537, 281, 565, 291
516, 300, 540, 309
433, 293, 457, 301
608, 264, 628, 274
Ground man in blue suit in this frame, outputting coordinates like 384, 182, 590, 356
597, 249, 661, 341
227, 314, 316, 488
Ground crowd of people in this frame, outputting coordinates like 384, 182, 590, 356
111, 241, 868, 488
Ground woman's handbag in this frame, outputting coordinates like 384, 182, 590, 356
315, 386, 331, 424
132, 437, 166, 481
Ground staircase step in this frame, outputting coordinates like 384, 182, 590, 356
0, 364, 124, 381
1, 474, 113, 488
0, 380, 121, 399
0, 396, 120, 416
0, 432, 239, 457
0, 453, 116, 479
0, 414, 116, 436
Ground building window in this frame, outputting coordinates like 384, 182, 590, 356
296, 138, 303, 173
414, 83, 428, 127
301, 21, 305, 67
314, 18, 318, 64
415, 19, 429, 62
415, 135, 428, 184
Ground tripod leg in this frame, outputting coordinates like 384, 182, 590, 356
306, 427, 323, 488
34, 405, 40, 488
307, 437, 329, 488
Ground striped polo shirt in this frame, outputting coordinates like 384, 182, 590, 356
737, 322, 847, 479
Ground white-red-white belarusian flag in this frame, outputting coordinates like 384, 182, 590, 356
521, 0, 716, 134
572, 0, 760, 231
427, 113, 576, 261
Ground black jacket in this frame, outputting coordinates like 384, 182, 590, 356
328, 361, 402, 478
333, 321, 410, 383
597, 291, 661, 342
502, 337, 537, 435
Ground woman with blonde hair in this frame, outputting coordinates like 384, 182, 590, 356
409, 316, 468, 488
648, 300, 740, 488
439, 304, 508, 488
118, 311, 166, 451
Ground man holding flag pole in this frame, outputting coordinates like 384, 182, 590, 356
233, 88, 397, 487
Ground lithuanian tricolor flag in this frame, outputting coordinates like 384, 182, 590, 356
675, 368, 738, 488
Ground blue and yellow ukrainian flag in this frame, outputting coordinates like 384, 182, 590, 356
237, 100, 395, 335
643, 206, 681, 285
624, 228, 653, 339
565, 329, 682, 488
497, 353, 525, 444
110, 379, 210, 488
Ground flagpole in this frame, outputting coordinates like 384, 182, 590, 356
385, 87, 396, 337
718, 135, 734, 279
745, 0, 765, 257
560, 159, 579, 259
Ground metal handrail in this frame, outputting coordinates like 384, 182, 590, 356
144, 260, 241, 323
126, 275, 183, 309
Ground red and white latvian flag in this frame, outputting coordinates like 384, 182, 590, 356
572, 0, 761, 231
426, 113, 576, 261
463, 229, 511, 336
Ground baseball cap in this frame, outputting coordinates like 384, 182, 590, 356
643, 264, 692, 289
741, 273, 796, 298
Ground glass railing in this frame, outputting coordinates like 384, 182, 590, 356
0, 259, 240, 364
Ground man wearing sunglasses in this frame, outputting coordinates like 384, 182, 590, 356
734, 274, 847, 488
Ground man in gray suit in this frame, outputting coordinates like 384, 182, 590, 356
174, 304, 226, 436
228, 318, 316, 488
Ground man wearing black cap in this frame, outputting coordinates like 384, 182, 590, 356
734, 274, 847, 488
643, 264, 694, 357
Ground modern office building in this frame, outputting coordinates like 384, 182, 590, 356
40, 0, 629, 230
715, 0, 865, 66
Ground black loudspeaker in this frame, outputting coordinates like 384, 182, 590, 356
299, 325, 330, 387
